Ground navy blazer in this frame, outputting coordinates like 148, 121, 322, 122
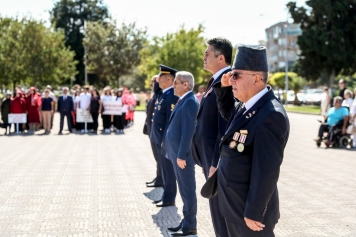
192, 68, 231, 168
214, 85, 290, 226
150, 86, 179, 145
164, 91, 199, 161
144, 94, 157, 135
57, 95, 74, 113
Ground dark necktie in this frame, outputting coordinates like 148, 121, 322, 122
176, 99, 181, 104
205, 77, 214, 91
64, 96, 66, 101
227, 104, 246, 131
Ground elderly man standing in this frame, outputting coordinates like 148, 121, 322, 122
192, 37, 232, 237
214, 46, 290, 236
150, 65, 179, 207
164, 71, 199, 236
57, 87, 74, 134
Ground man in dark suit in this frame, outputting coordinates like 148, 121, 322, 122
150, 65, 179, 207
192, 37, 232, 237
144, 75, 163, 188
57, 87, 74, 134
164, 71, 199, 236
213, 46, 290, 237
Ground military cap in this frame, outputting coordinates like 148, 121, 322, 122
159, 64, 178, 77
232, 45, 268, 72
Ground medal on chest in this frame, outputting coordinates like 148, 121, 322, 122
229, 130, 248, 152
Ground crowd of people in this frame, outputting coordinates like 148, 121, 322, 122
318, 79, 356, 147
0, 85, 138, 135
143, 38, 290, 237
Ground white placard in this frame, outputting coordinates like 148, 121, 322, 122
8, 114, 27, 123
102, 101, 122, 115
76, 108, 93, 122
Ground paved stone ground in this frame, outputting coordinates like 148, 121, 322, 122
0, 112, 355, 237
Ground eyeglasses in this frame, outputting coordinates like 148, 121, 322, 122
230, 72, 256, 81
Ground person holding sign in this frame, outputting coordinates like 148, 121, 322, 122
11, 91, 26, 134
101, 88, 113, 133
114, 89, 125, 134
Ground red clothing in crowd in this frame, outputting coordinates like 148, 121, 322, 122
11, 97, 27, 113
124, 93, 136, 121
26, 93, 41, 124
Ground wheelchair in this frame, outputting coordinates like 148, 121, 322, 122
316, 120, 353, 148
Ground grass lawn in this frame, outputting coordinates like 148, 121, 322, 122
135, 104, 146, 111
285, 105, 320, 115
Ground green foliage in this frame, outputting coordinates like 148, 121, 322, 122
0, 17, 77, 89
287, 0, 356, 86
139, 24, 210, 89
83, 20, 147, 88
50, 0, 109, 85
269, 72, 306, 105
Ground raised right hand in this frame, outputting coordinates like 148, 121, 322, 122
221, 72, 231, 87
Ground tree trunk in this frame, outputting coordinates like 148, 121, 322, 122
328, 69, 335, 87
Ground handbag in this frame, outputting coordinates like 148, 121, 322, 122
201, 170, 218, 199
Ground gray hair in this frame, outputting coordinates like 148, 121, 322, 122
344, 89, 353, 98
334, 96, 343, 103
62, 87, 69, 91
176, 71, 195, 91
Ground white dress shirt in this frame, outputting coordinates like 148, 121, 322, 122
162, 86, 173, 94
243, 87, 268, 114
79, 92, 91, 109
212, 66, 231, 81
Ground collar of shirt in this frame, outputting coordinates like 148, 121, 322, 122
180, 91, 192, 100
243, 87, 268, 113
212, 66, 231, 80
162, 86, 173, 94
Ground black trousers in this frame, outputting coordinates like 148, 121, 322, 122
114, 115, 124, 130
59, 112, 72, 132
225, 218, 275, 237
102, 114, 111, 129
122, 113, 127, 126
15, 123, 23, 132
91, 112, 99, 131
318, 123, 330, 138
150, 140, 163, 185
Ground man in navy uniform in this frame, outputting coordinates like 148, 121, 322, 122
144, 75, 163, 188
214, 46, 290, 236
150, 65, 179, 207
164, 71, 199, 236
192, 37, 232, 237
57, 87, 74, 134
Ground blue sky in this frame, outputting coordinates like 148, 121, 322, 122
0, 0, 306, 45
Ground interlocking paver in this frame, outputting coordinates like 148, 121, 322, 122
0, 112, 355, 236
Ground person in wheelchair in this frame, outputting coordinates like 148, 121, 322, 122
314, 96, 349, 143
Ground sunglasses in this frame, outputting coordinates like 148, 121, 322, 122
230, 72, 257, 81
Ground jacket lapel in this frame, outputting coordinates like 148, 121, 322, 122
221, 89, 275, 144
197, 68, 231, 116
169, 92, 193, 123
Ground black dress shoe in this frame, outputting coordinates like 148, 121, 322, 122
58, 131, 63, 135
146, 178, 156, 185
146, 183, 163, 188
152, 199, 162, 204
156, 201, 175, 207
168, 223, 182, 232
171, 229, 197, 236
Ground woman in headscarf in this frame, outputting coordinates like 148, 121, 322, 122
11, 90, 27, 134
26, 87, 41, 134
114, 89, 125, 134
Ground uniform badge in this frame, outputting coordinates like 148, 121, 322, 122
171, 104, 175, 111
229, 132, 240, 149
237, 130, 248, 152
158, 105, 161, 110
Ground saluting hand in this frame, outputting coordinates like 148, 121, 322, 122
221, 72, 231, 87
177, 158, 186, 169
244, 217, 265, 232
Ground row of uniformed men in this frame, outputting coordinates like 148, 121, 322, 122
143, 38, 290, 237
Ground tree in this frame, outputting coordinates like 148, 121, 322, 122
83, 20, 147, 88
287, 0, 356, 86
269, 72, 305, 105
50, 0, 109, 85
0, 17, 78, 89
139, 24, 210, 89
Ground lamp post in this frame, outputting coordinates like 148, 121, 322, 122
84, 20, 88, 85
